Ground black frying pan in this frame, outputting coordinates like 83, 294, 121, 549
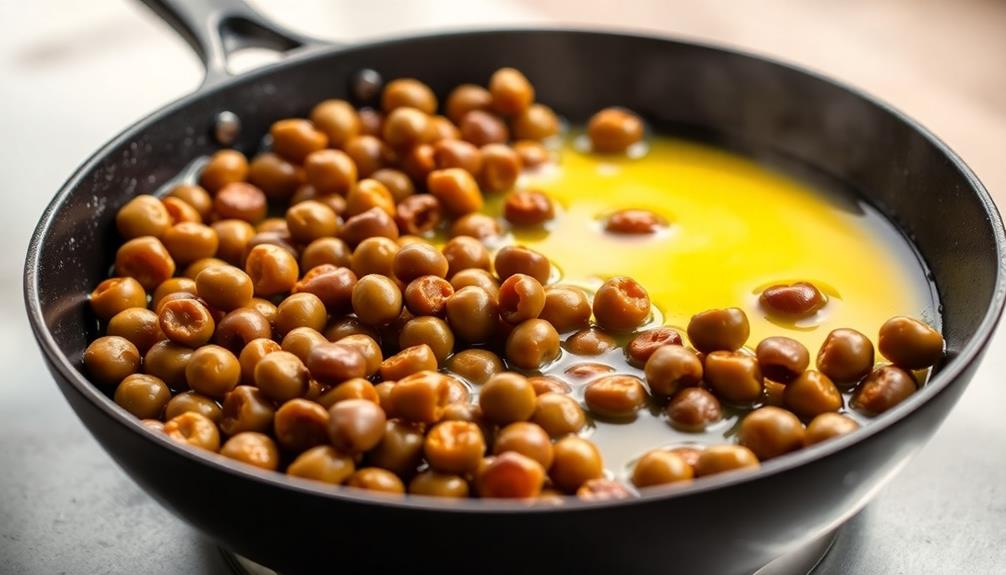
22, 0, 1006, 573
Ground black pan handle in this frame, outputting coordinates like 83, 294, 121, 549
138, 0, 337, 86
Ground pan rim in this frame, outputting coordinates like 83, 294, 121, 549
22, 26, 1006, 514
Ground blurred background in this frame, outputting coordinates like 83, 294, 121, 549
1, 1, 1003, 573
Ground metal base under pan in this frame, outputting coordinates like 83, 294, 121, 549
220, 525, 840, 575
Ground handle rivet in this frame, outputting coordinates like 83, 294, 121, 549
350, 68, 383, 104
213, 111, 241, 146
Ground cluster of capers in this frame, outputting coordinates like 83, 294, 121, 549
81, 66, 942, 502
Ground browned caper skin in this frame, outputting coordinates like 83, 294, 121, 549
603, 209, 667, 235
489, 67, 534, 116
382, 78, 437, 114
694, 445, 760, 477
194, 265, 253, 312
550, 436, 604, 493
433, 138, 483, 174
512, 103, 560, 141
704, 351, 764, 403
561, 328, 613, 356
450, 269, 500, 299
342, 207, 400, 247
328, 399, 388, 454
161, 195, 202, 226
309, 98, 360, 147
255, 350, 311, 402
185, 345, 241, 399
273, 398, 330, 453
144, 340, 194, 390
404, 276, 454, 317
291, 265, 356, 316
494, 422, 554, 469
503, 190, 555, 227
116, 195, 172, 240
588, 108, 644, 154
395, 195, 441, 236
281, 326, 327, 365
816, 328, 875, 385
164, 411, 221, 452
220, 385, 275, 436
784, 370, 843, 419
347, 467, 405, 495
687, 308, 750, 353
107, 307, 164, 354
84, 336, 140, 386
318, 378, 380, 408
305, 342, 366, 386
531, 392, 586, 437
446, 286, 499, 344
245, 244, 299, 297
350, 274, 403, 326
592, 277, 651, 331
183, 257, 229, 281
343, 135, 395, 178
539, 285, 591, 333
506, 319, 561, 370
755, 336, 810, 384
564, 363, 614, 380
367, 420, 425, 476
372, 168, 415, 203
478, 451, 546, 499
151, 277, 195, 310
445, 84, 493, 124
248, 153, 299, 201
271, 119, 327, 164
450, 213, 502, 241
285, 200, 340, 244
220, 432, 279, 470
409, 471, 470, 498
115, 236, 176, 291
446, 349, 504, 387
738, 406, 806, 460
643, 345, 702, 397
852, 365, 917, 415
805, 412, 860, 446
393, 242, 449, 284
287, 445, 355, 484
584, 375, 648, 420
459, 110, 509, 147
498, 274, 546, 324
158, 298, 215, 348
424, 420, 486, 474
513, 140, 551, 168
632, 449, 694, 488
481, 143, 523, 193
666, 387, 722, 431
377, 344, 436, 381
877, 317, 944, 370
626, 327, 682, 367
165, 391, 221, 423
528, 376, 572, 396
213, 308, 271, 355
480, 372, 537, 425
114, 374, 171, 419
426, 168, 483, 216
759, 282, 827, 318
199, 149, 248, 193
494, 245, 550, 284
301, 237, 352, 271
274, 292, 327, 338
161, 222, 219, 266
214, 182, 268, 223
390, 371, 451, 423
345, 179, 395, 218
398, 317, 455, 364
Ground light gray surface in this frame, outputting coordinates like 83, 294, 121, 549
2, 1, 1004, 574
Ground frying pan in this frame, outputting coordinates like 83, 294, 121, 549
22, 0, 1006, 573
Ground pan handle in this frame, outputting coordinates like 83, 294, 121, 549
138, 0, 337, 86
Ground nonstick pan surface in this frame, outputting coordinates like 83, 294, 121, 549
23, 0, 1006, 573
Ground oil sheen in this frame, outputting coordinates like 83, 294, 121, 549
485, 135, 938, 474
